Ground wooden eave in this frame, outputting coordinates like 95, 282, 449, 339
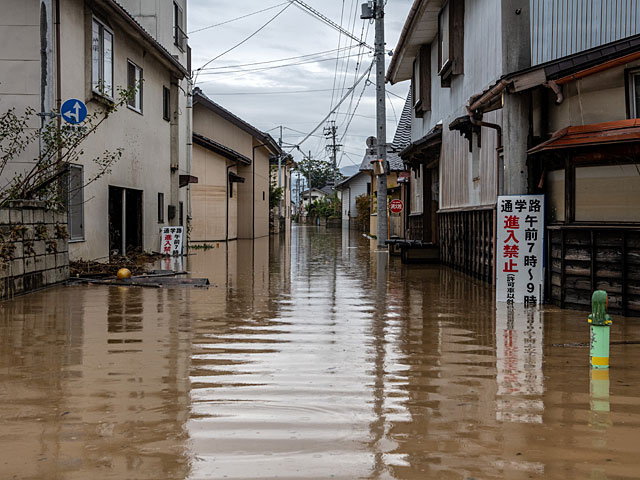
386, 0, 444, 85
528, 119, 640, 154
193, 132, 252, 165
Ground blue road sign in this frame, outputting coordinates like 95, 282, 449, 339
61, 99, 87, 124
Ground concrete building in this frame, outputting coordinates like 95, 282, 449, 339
191, 88, 281, 243
0, 0, 190, 260
388, 0, 640, 313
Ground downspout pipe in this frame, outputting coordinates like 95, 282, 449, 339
225, 160, 237, 242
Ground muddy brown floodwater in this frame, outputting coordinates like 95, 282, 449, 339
2, 226, 640, 479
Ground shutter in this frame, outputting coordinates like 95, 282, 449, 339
419, 45, 431, 112
451, 0, 464, 75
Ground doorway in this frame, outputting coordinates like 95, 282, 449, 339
109, 186, 143, 256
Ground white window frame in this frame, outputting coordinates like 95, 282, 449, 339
628, 68, 640, 118
67, 164, 85, 242
92, 18, 114, 99
127, 60, 143, 113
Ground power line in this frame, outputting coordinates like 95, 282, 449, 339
196, 51, 370, 77
194, 3, 292, 83
198, 45, 367, 71
288, 0, 374, 50
188, 2, 290, 34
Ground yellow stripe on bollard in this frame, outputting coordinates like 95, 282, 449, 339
592, 357, 610, 367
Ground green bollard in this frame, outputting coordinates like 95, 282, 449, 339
588, 290, 612, 369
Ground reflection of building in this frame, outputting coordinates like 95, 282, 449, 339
191, 88, 282, 242
0, 286, 191, 478
1, 0, 189, 259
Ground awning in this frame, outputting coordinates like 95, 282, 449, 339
397, 172, 411, 183
400, 124, 442, 160
528, 119, 640, 154
228, 172, 245, 183
179, 175, 198, 188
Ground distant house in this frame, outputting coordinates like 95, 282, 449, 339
300, 186, 332, 210
335, 172, 370, 229
269, 155, 296, 234
191, 88, 281, 242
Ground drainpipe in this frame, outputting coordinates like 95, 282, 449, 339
186, 75, 193, 243
225, 160, 237, 242
39, 0, 55, 154
467, 107, 503, 287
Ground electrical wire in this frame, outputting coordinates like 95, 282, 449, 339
197, 45, 368, 71
196, 51, 371, 77
193, 3, 292, 84
188, 2, 290, 34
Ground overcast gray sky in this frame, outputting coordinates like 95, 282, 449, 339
188, 0, 414, 174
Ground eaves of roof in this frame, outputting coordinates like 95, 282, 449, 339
193, 132, 252, 165
528, 119, 640, 154
469, 33, 640, 115
335, 171, 365, 189
103, 0, 188, 77
193, 88, 282, 156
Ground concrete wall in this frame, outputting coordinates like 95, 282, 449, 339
0, 0, 188, 261
0, 201, 69, 300
237, 143, 270, 239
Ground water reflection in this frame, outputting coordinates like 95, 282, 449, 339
2, 227, 640, 479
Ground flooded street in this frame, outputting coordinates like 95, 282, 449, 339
2, 226, 640, 479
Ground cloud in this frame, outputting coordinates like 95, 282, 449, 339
188, 0, 413, 170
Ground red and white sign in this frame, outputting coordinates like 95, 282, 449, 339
389, 199, 404, 214
161, 226, 184, 256
496, 195, 545, 306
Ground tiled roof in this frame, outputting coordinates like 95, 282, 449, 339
391, 89, 413, 151
359, 148, 405, 172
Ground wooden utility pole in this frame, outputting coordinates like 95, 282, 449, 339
374, 0, 388, 249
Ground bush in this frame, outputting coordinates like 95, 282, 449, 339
355, 194, 371, 232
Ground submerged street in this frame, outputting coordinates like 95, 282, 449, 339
2, 226, 640, 479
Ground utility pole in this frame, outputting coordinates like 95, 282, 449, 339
324, 121, 341, 187
374, 0, 388, 249
278, 126, 283, 229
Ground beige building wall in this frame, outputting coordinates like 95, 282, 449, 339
0, 0, 188, 260
191, 144, 238, 242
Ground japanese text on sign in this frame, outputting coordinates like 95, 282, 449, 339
496, 195, 544, 306
161, 226, 184, 256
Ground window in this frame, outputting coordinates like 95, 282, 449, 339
412, 45, 431, 116
575, 165, 640, 222
173, 2, 187, 52
163, 86, 171, 121
628, 69, 640, 118
157, 192, 164, 223
67, 165, 84, 241
547, 169, 565, 222
438, 3, 450, 72
437, 0, 464, 86
127, 60, 143, 112
92, 18, 114, 98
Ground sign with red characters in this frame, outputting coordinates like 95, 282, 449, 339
496, 195, 545, 306
161, 226, 184, 256
389, 199, 404, 214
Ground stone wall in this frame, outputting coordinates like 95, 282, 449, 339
0, 201, 69, 300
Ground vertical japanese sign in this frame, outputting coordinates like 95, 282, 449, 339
496, 195, 545, 306
161, 226, 184, 256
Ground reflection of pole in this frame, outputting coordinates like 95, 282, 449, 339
368, 250, 387, 477
590, 369, 611, 440
374, 0, 388, 249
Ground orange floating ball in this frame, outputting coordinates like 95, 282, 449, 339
116, 268, 132, 280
